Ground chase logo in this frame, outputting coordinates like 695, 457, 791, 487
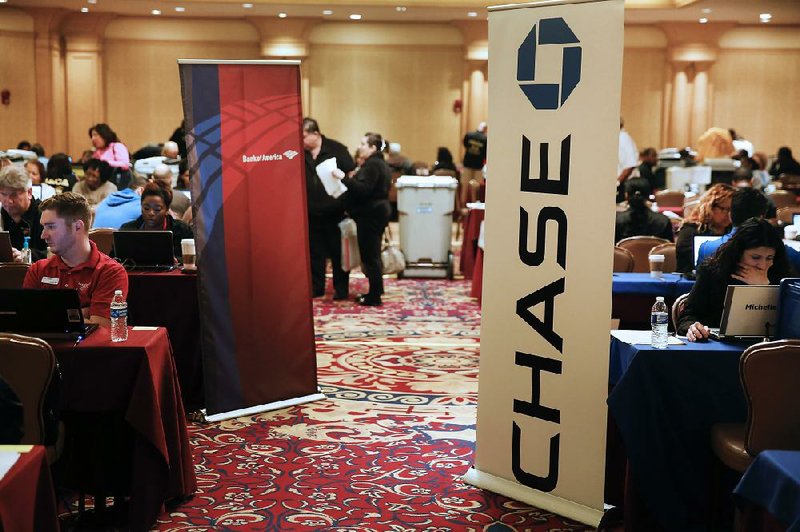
517, 18, 582, 110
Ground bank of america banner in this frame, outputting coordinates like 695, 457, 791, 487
464, 0, 623, 526
178, 60, 321, 420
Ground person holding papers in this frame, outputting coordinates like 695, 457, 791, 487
302, 118, 356, 300
335, 133, 392, 307
24, 193, 128, 328
677, 218, 793, 341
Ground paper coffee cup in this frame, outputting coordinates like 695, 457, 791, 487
785, 225, 798, 241
181, 238, 196, 269
649, 254, 665, 278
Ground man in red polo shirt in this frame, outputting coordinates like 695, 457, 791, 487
23, 192, 127, 328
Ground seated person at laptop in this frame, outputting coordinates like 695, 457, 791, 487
72, 158, 117, 209
674, 183, 734, 273
0, 165, 47, 261
614, 177, 674, 243
677, 218, 793, 341
23, 193, 128, 328
93, 172, 149, 229
120, 181, 193, 261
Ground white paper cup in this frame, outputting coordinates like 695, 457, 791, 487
649, 254, 665, 278
784, 225, 798, 241
181, 238, 196, 269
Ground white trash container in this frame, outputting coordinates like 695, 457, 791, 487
396, 175, 458, 279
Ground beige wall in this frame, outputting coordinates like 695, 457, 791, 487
0, 25, 37, 150
620, 46, 668, 150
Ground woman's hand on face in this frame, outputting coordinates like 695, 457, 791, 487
732, 262, 770, 285
686, 321, 710, 342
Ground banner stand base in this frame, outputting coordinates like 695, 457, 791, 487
202, 391, 326, 423
463, 467, 604, 528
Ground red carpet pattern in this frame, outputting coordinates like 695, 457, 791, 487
154, 278, 593, 531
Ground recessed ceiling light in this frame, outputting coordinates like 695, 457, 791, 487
87, 0, 97, 4
278, 12, 287, 18
759, 13, 772, 23
701, 8, 711, 14
467, 11, 478, 17
151, 9, 161, 15
322, 9, 333, 15
349, 14, 362, 20
396, 6, 407, 12
175, 6, 185, 12
0, 0, 8, 4
243, 3, 253, 8
699, 17, 708, 24
80, 6, 89, 12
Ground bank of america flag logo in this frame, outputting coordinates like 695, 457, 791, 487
517, 17, 582, 110
283, 150, 299, 160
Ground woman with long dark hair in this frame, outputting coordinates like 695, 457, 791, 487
614, 177, 673, 243
337, 132, 392, 306
678, 217, 793, 340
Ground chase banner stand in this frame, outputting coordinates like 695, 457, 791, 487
464, 0, 624, 526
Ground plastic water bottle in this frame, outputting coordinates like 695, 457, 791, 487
651, 296, 669, 349
20, 236, 32, 264
110, 290, 128, 342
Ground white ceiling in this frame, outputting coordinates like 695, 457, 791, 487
3, 0, 799, 24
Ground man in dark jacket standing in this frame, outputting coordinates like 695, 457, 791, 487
302, 118, 356, 300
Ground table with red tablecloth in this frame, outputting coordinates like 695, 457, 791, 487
470, 247, 484, 303
54, 327, 197, 531
459, 207, 485, 279
0, 446, 58, 532
127, 270, 203, 410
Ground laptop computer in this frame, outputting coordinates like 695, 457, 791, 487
709, 284, 780, 341
0, 288, 98, 341
693, 235, 723, 269
113, 231, 176, 270
0, 231, 13, 262
776, 278, 800, 340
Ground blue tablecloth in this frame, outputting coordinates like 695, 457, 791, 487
608, 335, 748, 531
735, 450, 800, 531
612, 272, 685, 296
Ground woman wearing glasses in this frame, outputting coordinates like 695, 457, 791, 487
674, 183, 735, 273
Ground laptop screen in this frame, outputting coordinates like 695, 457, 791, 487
0, 288, 86, 334
776, 278, 800, 340
793, 213, 800, 228
719, 284, 780, 338
113, 230, 175, 268
0, 231, 13, 262
693, 235, 723, 268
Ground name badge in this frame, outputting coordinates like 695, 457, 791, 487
42, 276, 59, 285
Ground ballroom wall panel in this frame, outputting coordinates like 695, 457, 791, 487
306, 44, 464, 163
620, 46, 668, 151
712, 48, 800, 155
0, 29, 37, 150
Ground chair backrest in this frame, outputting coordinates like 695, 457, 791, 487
0, 334, 57, 445
768, 190, 798, 210
616, 236, 671, 273
88, 227, 115, 255
671, 292, 689, 331
740, 339, 800, 455
433, 169, 457, 178
776, 206, 800, 225
655, 190, 685, 208
0, 263, 30, 289
649, 242, 677, 273
613, 246, 635, 272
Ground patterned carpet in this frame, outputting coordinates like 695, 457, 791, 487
153, 277, 594, 531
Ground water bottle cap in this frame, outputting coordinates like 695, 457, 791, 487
656, 296, 664, 301
114, 289, 122, 295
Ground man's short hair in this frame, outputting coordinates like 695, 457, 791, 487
152, 164, 174, 185
641, 147, 657, 158
731, 187, 768, 226
128, 172, 149, 190
302, 117, 320, 134
0, 165, 32, 190
40, 192, 92, 229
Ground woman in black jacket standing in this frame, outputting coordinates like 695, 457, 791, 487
338, 133, 392, 306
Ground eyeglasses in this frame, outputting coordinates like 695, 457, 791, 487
712, 204, 731, 213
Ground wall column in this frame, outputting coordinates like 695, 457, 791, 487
61, 12, 115, 160
452, 20, 488, 159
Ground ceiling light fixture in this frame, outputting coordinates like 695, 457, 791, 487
698, 17, 708, 24
467, 11, 478, 17
278, 12, 287, 18
322, 9, 333, 15
759, 13, 772, 23
349, 14, 362, 20
81, 6, 89, 12
175, 6, 185, 12
243, 3, 253, 8
396, 6, 407, 12
88, 0, 97, 4
152, 9, 161, 15
701, 8, 711, 14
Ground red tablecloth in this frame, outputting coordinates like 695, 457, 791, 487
54, 327, 196, 531
470, 247, 484, 304
0, 446, 58, 532
459, 208, 485, 279
127, 270, 203, 410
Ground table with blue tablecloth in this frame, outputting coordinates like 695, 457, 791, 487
611, 273, 695, 329
735, 450, 800, 531
607, 335, 747, 531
